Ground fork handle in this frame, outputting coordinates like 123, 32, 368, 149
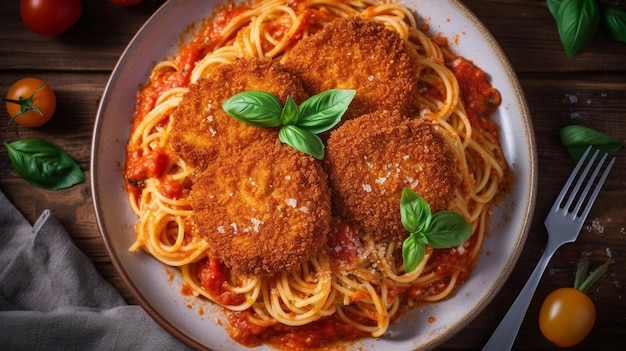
481, 240, 561, 351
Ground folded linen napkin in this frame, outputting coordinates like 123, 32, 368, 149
0, 189, 190, 351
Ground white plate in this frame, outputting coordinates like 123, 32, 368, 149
91, 0, 537, 349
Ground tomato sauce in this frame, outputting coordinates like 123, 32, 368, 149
198, 257, 246, 306
227, 310, 369, 350
447, 56, 502, 135
327, 221, 363, 270
159, 178, 184, 200
125, 147, 169, 184
194, 220, 478, 349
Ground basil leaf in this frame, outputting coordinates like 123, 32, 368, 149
560, 124, 622, 160
603, 7, 626, 44
222, 91, 283, 127
296, 89, 356, 134
278, 125, 325, 159
4, 138, 85, 190
425, 211, 473, 249
402, 234, 426, 273
400, 187, 432, 234
280, 95, 299, 125
547, 0, 564, 18
556, 0, 600, 56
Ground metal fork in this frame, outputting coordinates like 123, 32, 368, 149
482, 146, 615, 351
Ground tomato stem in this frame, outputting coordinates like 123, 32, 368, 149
573, 253, 590, 290
3, 84, 47, 123
574, 252, 614, 293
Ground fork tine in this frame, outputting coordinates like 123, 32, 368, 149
551, 146, 592, 213
551, 145, 616, 220
576, 155, 615, 220
561, 147, 599, 212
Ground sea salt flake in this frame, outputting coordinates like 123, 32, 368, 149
362, 184, 372, 193
565, 94, 578, 103
457, 244, 466, 255
287, 198, 297, 208
591, 218, 605, 234
251, 217, 263, 232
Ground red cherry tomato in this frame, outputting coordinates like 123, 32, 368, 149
4, 78, 57, 128
20, 0, 83, 36
538, 287, 596, 347
108, 0, 144, 6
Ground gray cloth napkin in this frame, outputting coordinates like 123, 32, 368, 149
0, 189, 191, 351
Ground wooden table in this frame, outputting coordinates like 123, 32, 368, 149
1, 0, 625, 350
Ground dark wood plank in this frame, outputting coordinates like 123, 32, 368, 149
0, 1, 165, 71
464, 0, 626, 73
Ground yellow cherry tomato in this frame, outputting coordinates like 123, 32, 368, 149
538, 287, 596, 347
4, 78, 57, 127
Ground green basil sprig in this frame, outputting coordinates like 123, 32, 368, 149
4, 138, 85, 190
548, 0, 626, 55
560, 125, 622, 160
400, 188, 473, 273
222, 89, 356, 159
547, 0, 563, 18
603, 7, 626, 44
556, 0, 600, 56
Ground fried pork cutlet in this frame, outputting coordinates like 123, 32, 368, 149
170, 57, 307, 170
282, 16, 419, 122
325, 110, 461, 242
190, 140, 331, 278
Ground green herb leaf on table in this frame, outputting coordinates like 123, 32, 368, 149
603, 7, 626, 44
560, 124, 623, 160
555, 0, 600, 56
547, 0, 563, 18
4, 138, 85, 190
400, 187, 472, 273
222, 89, 355, 159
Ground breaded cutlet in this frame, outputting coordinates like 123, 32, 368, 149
324, 110, 461, 242
190, 140, 331, 278
170, 57, 307, 171
282, 16, 420, 122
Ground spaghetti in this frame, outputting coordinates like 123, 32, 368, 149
124, 0, 512, 348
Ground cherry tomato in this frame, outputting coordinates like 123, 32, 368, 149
20, 0, 83, 36
4, 78, 57, 128
538, 287, 596, 347
108, 0, 143, 6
